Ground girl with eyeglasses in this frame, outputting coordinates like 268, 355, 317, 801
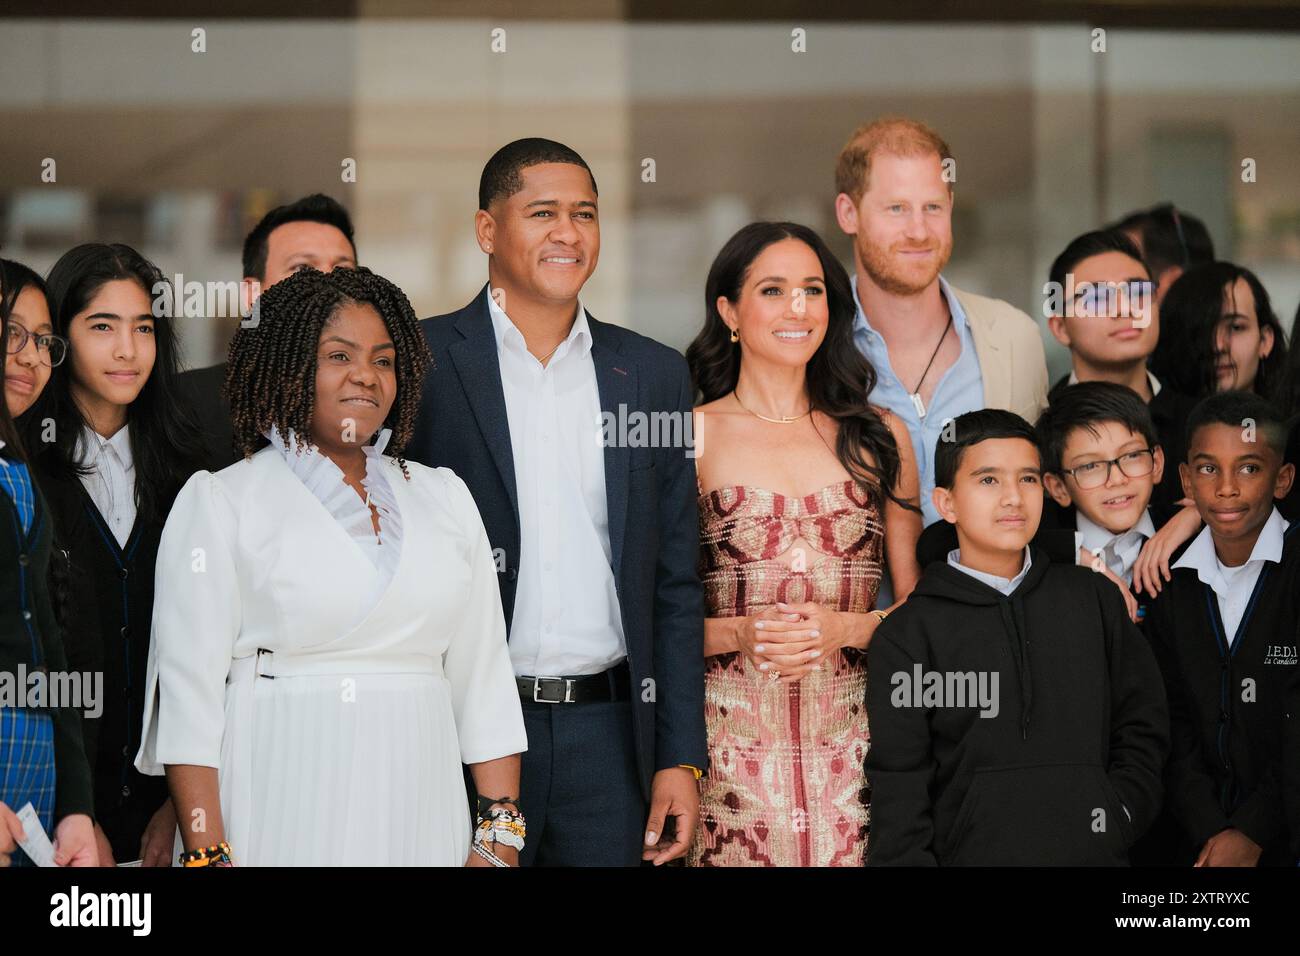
0, 258, 97, 866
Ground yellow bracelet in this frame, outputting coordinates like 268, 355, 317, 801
678, 764, 704, 780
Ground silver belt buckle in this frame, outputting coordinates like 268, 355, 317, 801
531, 675, 574, 704
255, 647, 275, 680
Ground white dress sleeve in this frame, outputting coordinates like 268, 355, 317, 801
135, 471, 241, 775
439, 470, 527, 766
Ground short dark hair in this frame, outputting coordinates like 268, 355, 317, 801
1185, 390, 1288, 459
934, 409, 1040, 489
1110, 204, 1214, 279
1048, 229, 1148, 301
1035, 381, 1159, 473
241, 193, 356, 282
478, 138, 598, 211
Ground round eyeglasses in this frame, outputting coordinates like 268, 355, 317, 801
1061, 449, 1155, 490
5, 324, 68, 367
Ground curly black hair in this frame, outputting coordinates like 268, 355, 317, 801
224, 266, 432, 478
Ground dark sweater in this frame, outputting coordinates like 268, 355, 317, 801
866, 549, 1169, 866
0, 479, 94, 820
1144, 519, 1300, 864
36, 468, 170, 861
177, 362, 239, 472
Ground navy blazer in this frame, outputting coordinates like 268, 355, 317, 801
405, 286, 708, 799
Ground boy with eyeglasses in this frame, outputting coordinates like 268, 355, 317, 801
1045, 229, 1203, 596
1035, 382, 1173, 622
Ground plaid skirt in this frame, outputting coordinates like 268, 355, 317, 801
0, 707, 56, 867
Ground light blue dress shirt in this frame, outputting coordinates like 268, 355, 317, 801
852, 274, 985, 527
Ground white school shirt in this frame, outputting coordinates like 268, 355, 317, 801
1172, 507, 1287, 646
486, 289, 628, 677
1075, 509, 1156, 586
1067, 368, 1163, 398
75, 423, 136, 548
946, 547, 1033, 597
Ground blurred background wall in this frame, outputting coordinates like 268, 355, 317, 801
1, 2, 1297, 381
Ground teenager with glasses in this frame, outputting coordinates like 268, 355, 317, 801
0, 258, 97, 867
1045, 229, 1203, 598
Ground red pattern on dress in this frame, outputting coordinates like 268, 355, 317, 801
688, 478, 884, 867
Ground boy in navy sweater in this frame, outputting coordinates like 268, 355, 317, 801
1146, 391, 1299, 865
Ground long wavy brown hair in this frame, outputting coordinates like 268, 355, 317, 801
686, 221, 912, 509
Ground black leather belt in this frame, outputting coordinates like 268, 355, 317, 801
517, 660, 631, 704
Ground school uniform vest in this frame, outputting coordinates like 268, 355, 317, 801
1146, 521, 1300, 863
0, 470, 94, 823
36, 467, 169, 862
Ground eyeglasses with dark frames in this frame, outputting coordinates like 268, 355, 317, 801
1060, 448, 1155, 490
5, 323, 68, 367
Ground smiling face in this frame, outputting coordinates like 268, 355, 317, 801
718, 238, 828, 369
1044, 420, 1163, 535
1180, 422, 1294, 561
5, 286, 55, 418
478, 162, 599, 309
838, 152, 953, 297
1213, 278, 1273, 393
309, 301, 396, 458
67, 279, 157, 431
1048, 251, 1158, 373
934, 437, 1043, 566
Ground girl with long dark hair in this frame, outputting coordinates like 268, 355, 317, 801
1151, 261, 1288, 401
22, 243, 204, 865
684, 221, 922, 866
0, 259, 96, 866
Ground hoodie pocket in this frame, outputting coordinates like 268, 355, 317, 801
943, 763, 1128, 866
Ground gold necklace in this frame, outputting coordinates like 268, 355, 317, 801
732, 387, 811, 424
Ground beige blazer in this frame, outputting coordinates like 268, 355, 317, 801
951, 285, 1049, 425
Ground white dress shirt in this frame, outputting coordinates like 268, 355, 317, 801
1172, 507, 1287, 645
947, 547, 1033, 596
1067, 368, 1163, 398
1075, 508, 1156, 586
75, 423, 136, 548
487, 289, 627, 677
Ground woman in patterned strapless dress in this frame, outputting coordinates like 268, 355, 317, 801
684, 222, 923, 866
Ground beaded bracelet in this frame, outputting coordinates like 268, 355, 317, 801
180, 842, 233, 867
471, 842, 509, 867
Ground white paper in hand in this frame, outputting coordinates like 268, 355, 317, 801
15, 802, 57, 867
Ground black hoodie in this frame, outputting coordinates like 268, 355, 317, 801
866, 548, 1169, 866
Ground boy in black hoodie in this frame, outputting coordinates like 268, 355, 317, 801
866, 409, 1169, 865
1145, 391, 1298, 866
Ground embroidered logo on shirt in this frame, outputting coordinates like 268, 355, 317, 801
1262, 644, 1297, 666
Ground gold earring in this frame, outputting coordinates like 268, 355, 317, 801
729, 328, 739, 343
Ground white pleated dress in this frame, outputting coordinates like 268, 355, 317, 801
135, 430, 527, 866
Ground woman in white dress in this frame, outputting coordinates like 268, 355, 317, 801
135, 267, 527, 866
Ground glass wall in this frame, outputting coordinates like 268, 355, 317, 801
1, 16, 1296, 376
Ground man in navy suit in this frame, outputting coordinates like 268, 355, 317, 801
406, 138, 706, 866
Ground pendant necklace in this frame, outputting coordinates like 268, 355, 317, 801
907, 312, 953, 420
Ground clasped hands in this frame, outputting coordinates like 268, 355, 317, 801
738, 601, 854, 684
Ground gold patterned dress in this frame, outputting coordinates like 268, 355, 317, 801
688, 479, 884, 867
